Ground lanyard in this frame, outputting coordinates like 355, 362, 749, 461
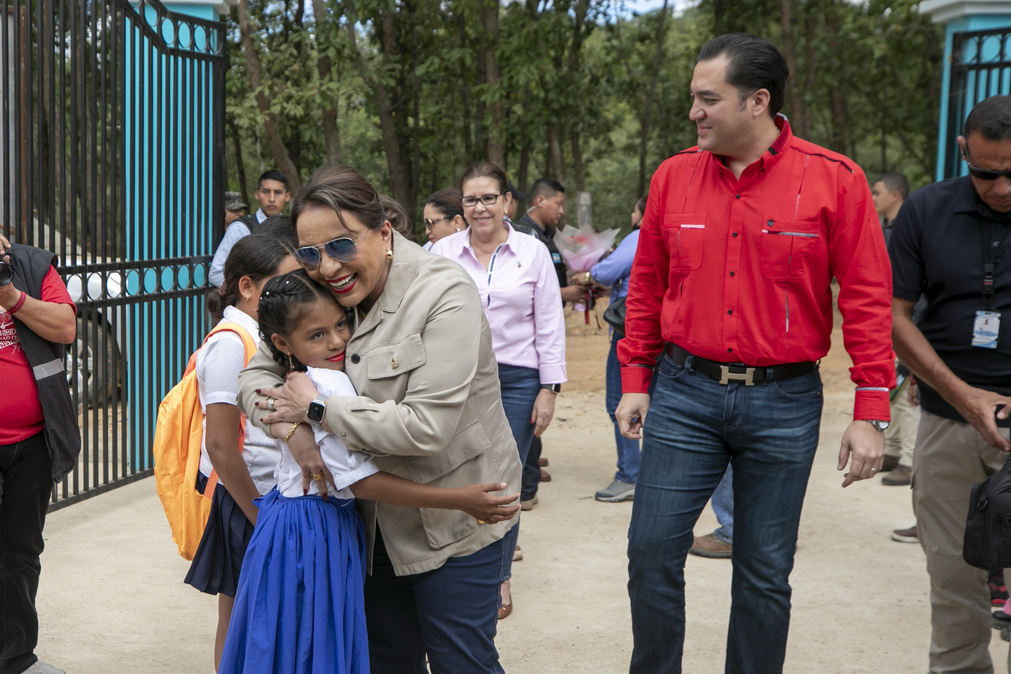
980, 220, 1011, 308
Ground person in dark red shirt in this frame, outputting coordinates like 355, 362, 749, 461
615, 34, 894, 673
0, 232, 79, 674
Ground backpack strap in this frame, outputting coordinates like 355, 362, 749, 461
196, 321, 259, 499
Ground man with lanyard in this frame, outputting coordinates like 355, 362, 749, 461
209, 170, 290, 287
615, 33, 894, 672
889, 94, 1011, 672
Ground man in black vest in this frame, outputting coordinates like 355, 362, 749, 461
0, 233, 80, 674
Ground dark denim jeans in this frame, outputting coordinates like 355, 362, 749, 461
0, 432, 52, 674
364, 528, 509, 674
497, 364, 540, 502
607, 332, 641, 483
627, 355, 822, 674
712, 464, 734, 544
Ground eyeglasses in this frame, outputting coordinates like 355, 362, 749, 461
424, 216, 450, 228
461, 192, 506, 208
293, 229, 372, 270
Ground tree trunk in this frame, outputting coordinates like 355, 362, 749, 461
311, 0, 342, 164
825, 0, 848, 154
546, 122, 563, 180
778, 0, 804, 133
638, 0, 669, 197
480, 0, 505, 168
236, 0, 301, 193
228, 117, 249, 206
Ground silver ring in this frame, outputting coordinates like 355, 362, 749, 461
870, 467, 879, 472
267, 398, 275, 411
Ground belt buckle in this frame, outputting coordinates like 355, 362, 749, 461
719, 365, 755, 386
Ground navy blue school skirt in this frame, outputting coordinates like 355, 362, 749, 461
184, 473, 256, 597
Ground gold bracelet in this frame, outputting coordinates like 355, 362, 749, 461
284, 422, 303, 442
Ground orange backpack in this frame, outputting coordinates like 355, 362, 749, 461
153, 322, 257, 560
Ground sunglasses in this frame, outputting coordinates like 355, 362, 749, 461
293, 229, 372, 270
966, 163, 1011, 181
424, 216, 450, 228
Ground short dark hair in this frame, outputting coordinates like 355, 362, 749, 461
257, 269, 342, 371
964, 96, 1011, 142
424, 188, 466, 225
529, 178, 565, 202
258, 170, 289, 190
873, 173, 910, 200
207, 232, 295, 323
460, 162, 509, 194
256, 215, 299, 249
697, 33, 788, 119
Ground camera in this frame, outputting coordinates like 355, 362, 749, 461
0, 259, 12, 286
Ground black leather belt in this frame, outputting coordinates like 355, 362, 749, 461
664, 343, 817, 386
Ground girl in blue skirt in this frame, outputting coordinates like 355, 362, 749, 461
219, 270, 518, 674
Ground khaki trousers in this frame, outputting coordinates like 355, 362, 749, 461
913, 411, 1011, 674
885, 383, 920, 468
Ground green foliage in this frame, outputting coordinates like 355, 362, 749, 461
223, 0, 944, 235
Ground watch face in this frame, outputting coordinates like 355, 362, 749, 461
307, 400, 325, 423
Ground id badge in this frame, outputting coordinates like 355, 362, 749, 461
972, 310, 1001, 349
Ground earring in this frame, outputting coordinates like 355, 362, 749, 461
286, 352, 295, 371
386, 249, 394, 260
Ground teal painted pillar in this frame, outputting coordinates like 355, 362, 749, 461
124, 0, 231, 470
920, 0, 1011, 180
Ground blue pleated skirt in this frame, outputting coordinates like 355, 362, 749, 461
218, 489, 370, 674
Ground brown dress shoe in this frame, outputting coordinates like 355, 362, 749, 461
689, 533, 732, 559
882, 464, 912, 486
540, 469, 552, 482
881, 455, 900, 472
538, 457, 549, 467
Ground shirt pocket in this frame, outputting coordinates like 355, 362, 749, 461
661, 213, 707, 272
365, 334, 427, 380
759, 220, 823, 281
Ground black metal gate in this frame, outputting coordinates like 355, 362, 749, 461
944, 27, 1011, 180
1, 0, 226, 508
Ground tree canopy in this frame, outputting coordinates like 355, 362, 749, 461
224, 0, 943, 239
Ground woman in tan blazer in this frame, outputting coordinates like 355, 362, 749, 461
237, 164, 521, 673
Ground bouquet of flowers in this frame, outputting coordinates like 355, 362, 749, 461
553, 223, 619, 323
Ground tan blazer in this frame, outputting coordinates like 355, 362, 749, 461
238, 231, 521, 576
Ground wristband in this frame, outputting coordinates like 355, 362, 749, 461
7, 291, 26, 315
284, 422, 303, 442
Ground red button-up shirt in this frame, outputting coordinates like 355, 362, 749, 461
619, 117, 894, 420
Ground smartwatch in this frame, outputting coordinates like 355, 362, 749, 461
307, 396, 327, 423
864, 419, 890, 432
540, 384, 561, 393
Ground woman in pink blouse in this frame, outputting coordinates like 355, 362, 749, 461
430, 162, 566, 620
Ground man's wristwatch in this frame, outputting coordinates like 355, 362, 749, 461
540, 384, 561, 393
307, 396, 327, 423
864, 419, 890, 432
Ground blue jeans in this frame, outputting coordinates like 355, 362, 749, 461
712, 464, 734, 544
607, 332, 641, 483
498, 364, 540, 502
627, 355, 822, 674
364, 528, 509, 673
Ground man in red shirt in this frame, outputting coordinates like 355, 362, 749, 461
0, 233, 79, 674
615, 34, 894, 673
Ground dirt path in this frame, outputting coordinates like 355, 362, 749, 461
33, 305, 1010, 672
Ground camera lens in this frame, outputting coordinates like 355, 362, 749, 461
0, 260, 12, 286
